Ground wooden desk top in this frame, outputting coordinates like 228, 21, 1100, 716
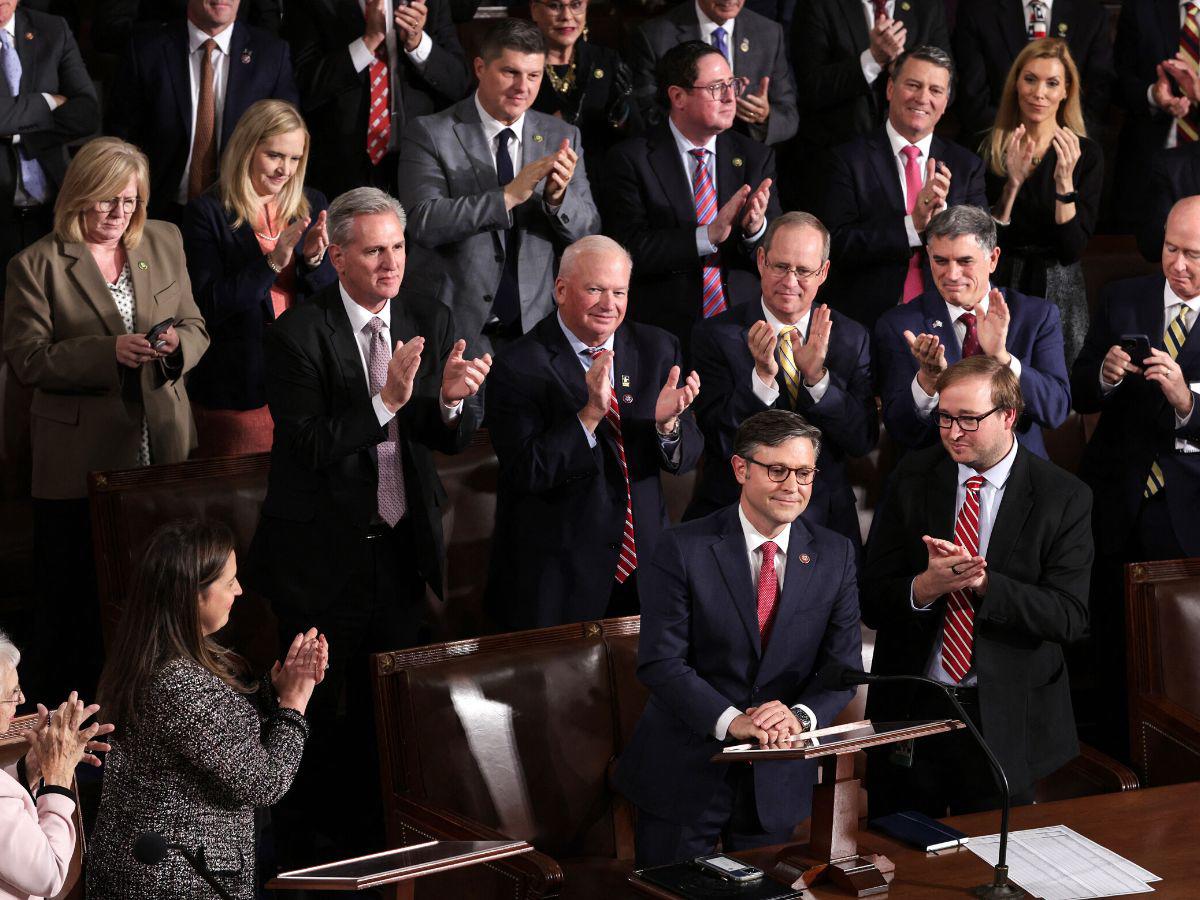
735, 783, 1200, 899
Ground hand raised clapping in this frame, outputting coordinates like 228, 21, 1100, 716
271, 628, 329, 714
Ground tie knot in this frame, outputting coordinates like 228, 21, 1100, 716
202, 38, 217, 53
965, 475, 985, 493
901, 145, 921, 164
713, 26, 726, 39
761, 540, 778, 563
499, 127, 515, 145
365, 316, 386, 336
689, 148, 708, 163
583, 347, 605, 359
0, 30, 11, 49
959, 311, 977, 327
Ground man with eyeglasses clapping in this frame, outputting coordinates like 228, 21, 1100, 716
686, 212, 877, 550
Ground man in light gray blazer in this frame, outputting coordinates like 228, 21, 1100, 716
629, 0, 799, 147
398, 18, 601, 356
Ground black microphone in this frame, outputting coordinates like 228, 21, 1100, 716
818, 663, 1024, 900
133, 831, 236, 900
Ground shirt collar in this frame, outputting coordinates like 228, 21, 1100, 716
557, 311, 615, 356
340, 282, 391, 334
187, 19, 235, 54
1, 15, 15, 41
944, 288, 992, 325
738, 504, 791, 556
695, 1, 735, 35
885, 118, 934, 162
668, 117, 718, 159
1163, 278, 1200, 314
760, 298, 810, 336
958, 433, 1018, 492
473, 92, 525, 149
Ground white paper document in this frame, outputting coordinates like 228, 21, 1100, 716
966, 825, 1161, 899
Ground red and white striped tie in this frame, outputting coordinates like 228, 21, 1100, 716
689, 148, 728, 318
941, 475, 985, 682
586, 349, 638, 582
367, 47, 391, 165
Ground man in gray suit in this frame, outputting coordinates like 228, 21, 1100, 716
629, 0, 798, 147
398, 17, 600, 356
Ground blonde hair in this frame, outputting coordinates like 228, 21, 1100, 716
986, 38, 1086, 177
218, 99, 311, 228
53, 137, 150, 249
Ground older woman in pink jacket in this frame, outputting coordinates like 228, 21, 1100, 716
0, 631, 111, 900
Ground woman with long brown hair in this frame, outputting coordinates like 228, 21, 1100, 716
984, 38, 1102, 366
87, 520, 327, 899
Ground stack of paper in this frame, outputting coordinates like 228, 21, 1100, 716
966, 825, 1161, 899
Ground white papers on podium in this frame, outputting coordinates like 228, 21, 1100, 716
966, 825, 1161, 899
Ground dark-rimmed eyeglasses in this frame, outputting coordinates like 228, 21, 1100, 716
532, 0, 585, 13
95, 197, 140, 215
935, 407, 1003, 432
686, 77, 750, 101
744, 457, 819, 484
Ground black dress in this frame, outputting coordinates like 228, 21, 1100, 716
530, 40, 642, 183
985, 134, 1103, 367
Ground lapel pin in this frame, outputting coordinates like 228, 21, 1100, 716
799, 553, 811, 564
901, 1, 911, 9
732, 156, 744, 168
931, 319, 943, 329
533, 134, 544, 143
137, 260, 149, 270
1057, 23, 1067, 34
620, 374, 631, 387
24, 31, 33, 40
241, 48, 253, 64
594, 68, 605, 79
622, 393, 633, 404
739, 38, 749, 53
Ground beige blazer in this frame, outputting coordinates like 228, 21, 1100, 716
2, 220, 209, 499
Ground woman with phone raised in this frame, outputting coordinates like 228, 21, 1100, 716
2, 136, 209, 705
182, 99, 334, 457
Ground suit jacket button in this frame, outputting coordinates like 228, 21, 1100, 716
607, 541, 618, 550
561, 214, 570, 223
483, 294, 493, 303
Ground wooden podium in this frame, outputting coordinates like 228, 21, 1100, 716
265, 840, 533, 897
712, 719, 964, 898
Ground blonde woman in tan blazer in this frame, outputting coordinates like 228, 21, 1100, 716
2, 137, 209, 704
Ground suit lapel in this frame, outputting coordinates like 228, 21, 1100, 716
920, 291, 960, 363
893, 0, 919, 38
673, 2, 702, 43
325, 289, 370, 397
648, 127, 696, 226
867, 130, 906, 215
13, 9, 36, 79
711, 507, 762, 656
125, 242, 156, 333
165, 23, 193, 135
614, 325, 640, 429
1049, 0, 1073, 43
452, 100, 496, 195
222, 24, 251, 147
61, 243, 124, 337
760, 519, 819, 675
1000, 0, 1030, 58
715, 132, 743, 206
1158, 0, 1183, 60
985, 444, 1033, 570
837, 0, 871, 54
928, 454, 959, 541
544, 316, 590, 412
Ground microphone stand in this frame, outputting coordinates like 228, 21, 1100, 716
173, 846, 236, 900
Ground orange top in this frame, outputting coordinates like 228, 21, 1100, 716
256, 203, 296, 320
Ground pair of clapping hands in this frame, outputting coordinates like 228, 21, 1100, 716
913, 535, 987, 608
22, 693, 115, 790
378, 338, 493, 414
270, 628, 331, 713
746, 305, 833, 388
503, 139, 581, 211
579, 351, 700, 436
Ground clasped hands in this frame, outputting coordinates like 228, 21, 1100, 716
707, 178, 773, 246
747, 305, 832, 387
504, 139, 579, 211
379, 337, 493, 414
578, 350, 700, 436
364, 0, 428, 53
1155, 56, 1200, 119
728, 700, 805, 746
270, 628, 330, 712
1102, 343, 1195, 417
912, 535, 988, 607
22, 692, 115, 789
903, 289, 1011, 395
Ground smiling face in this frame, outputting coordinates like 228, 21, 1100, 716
697, 0, 744, 25
197, 551, 241, 637
1016, 56, 1067, 127
330, 212, 407, 312
556, 250, 630, 346
937, 375, 1016, 470
757, 224, 829, 324
187, 0, 239, 34
0, 0, 17, 29
474, 49, 544, 125
669, 51, 737, 139
530, 0, 587, 53
250, 128, 306, 199
928, 232, 1000, 309
81, 174, 139, 247
887, 57, 951, 143
733, 436, 815, 536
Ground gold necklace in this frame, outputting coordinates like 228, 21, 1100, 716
545, 53, 577, 95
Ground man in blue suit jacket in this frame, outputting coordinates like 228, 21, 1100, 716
875, 205, 1070, 458
615, 409, 861, 865
823, 45, 988, 329
107, 0, 299, 221
689, 212, 877, 547
485, 236, 702, 629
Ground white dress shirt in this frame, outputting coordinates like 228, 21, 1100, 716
858, 0, 895, 86
695, 1, 736, 70
911, 435, 1019, 686
751, 299, 831, 405
175, 20, 233, 204
884, 119, 937, 249
348, 0, 433, 153
713, 507, 818, 740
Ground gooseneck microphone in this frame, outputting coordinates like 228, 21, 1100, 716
133, 831, 236, 900
818, 663, 1025, 900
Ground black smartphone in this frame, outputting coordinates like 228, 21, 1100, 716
145, 317, 176, 349
1119, 333, 1152, 369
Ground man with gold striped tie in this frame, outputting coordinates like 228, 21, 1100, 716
1072, 195, 1200, 757
687, 212, 877, 549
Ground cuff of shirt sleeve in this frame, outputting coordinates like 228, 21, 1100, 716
910, 578, 935, 610
752, 369, 780, 406
911, 374, 938, 415
905, 214, 921, 248
578, 416, 599, 448
1099, 372, 1121, 394
37, 784, 76, 803
860, 49, 882, 85
349, 37, 375, 73
745, 218, 767, 244
790, 703, 818, 731
696, 225, 718, 256
714, 706, 741, 741
406, 30, 433, 65
440, 397, 464, 424
42, 92, 61, 111
1177, 395, 1196, 428
1006, 354, 1022, 379
372, 392, 395, 426
805, 368, 831, 402
1147, 83, 1160, 113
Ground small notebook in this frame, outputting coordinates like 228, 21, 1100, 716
631, 862, 803, 899
869, 810, 970, 852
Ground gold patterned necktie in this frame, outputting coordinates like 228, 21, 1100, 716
1144, 305, 1192, 497
777, 326, 801, 408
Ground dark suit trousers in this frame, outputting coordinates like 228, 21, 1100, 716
634, 763, 793, 867
270, 518, 425, 878
0, 203, 53, 303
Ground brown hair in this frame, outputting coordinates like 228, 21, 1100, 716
53, 137, 150, 248
218, 99, 311, 229
935, 356, 1025, 420
96, 520, 251, 732
986, 38, 1085, 177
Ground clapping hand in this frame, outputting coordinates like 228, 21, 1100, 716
1153, 63, 1192, 117
302, 210, 329, 264
543, 139, 579, 208
23, 695, 114, 786
503, 155, 557, 211
579, 349, 614, 433
440, 339, 492, 404
24, 693, 109, 787
740, 178, 772, 235
747, 320, 779, 384
912, 159, 951, 231
975, 288, 1011, 363
868, 14, 907, 66
380, 336, 425, 412
271, 628, 329, 713
736, 77, 770, 128
1051, 127, 1081, 194
794, 304, 832, 384
1165, 55, 1200, 104
271, 214, 312, 271
903, 329, 947, 396
1004, 124, 1038, 186
654, 365, 700, 434
912, 535, 987, 606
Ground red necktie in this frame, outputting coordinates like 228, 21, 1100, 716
585, 349, 637, 582
1179, 3, 1200, 142
757, 541, 780, 645
872, 0, 889, 19
689, 148, 728, 318
959, 311, 981, 358
942, 475, 985, 682
901, 145, 925, 302
367, 46, 391, 165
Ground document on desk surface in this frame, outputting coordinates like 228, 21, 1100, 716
966, 825, 1160, 899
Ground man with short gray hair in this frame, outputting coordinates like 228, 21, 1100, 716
874, 204, 1070, 458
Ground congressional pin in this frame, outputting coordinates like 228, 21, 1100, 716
23, 31, 32, 40
620, 374, 631, 387
1057, 22, 1067, 34
732, 157, 744, 168
622, 393, 633, 404
739, 38, 749, 53
137, 260, 149, 270
533, 134, 544, 143
241, 48, 253, 64
900, 1, 911, 9
594, 68, 605, 79
799, 553, 811, 564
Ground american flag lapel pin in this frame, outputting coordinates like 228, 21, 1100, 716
241, 48, 253, 64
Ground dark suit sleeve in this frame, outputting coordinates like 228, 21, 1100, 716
762, 24, 799, 145
874, 318, 936, 450
950, 7, 996, 141
105, 37, 142, 142
1113, 0, 1158, 112
1078, 16, 1114, 135
976, 481, 1092, 645
396, 305, 479, 455
794, 323, 879, 458
643, 333, 703, 475
860, 468, 929, 631
271, 41, 301, 106
628, 24, 665, 131
692, 321, 773, 462
16, 20, 99, 153
1138, 151, 1173, 262
181, 201, 279, 328
1051, 140, 1102, 264
825, 149, 913, 264
1018, 298, 1071, 430
960, 150, 989, 210
407, 0, 469, 104
1069, 283, 1116, 415
602, 144, 699, 275
283, 0, 365, 116
791, 2, 873, 114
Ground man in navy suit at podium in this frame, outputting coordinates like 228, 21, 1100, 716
614, 409, 862, 865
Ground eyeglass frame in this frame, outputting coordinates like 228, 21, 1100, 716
761, 253, 828, 283
934, 406, 1004, 432
684, 76, 750, 101
742, 456, 819, 485
94, 196, 141, 215
531, 0, 586, 13
0, 686, 24, 706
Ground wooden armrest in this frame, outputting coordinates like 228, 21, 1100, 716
1035, 742, 1140, 803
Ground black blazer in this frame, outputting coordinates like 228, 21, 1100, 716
687, 298, 877, 547
952, 0, 1114, 142
245, 281, 479, 615
862, 443, 1093, 795
1137, 144, 1200, 262
791, 0, 950, 149
90, 0, 282, 47
823, 126, 988, 329
602, 122, 782, 355
1072, 274, 1200, 557
0, 6, 98, 213
484, 313, 702, 629
181, 187, 337, 410
283, 0, 468, 200
106, 21, 300, 219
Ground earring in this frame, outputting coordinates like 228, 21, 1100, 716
582, 24, 590, 42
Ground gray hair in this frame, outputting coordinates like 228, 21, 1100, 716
762, 211, 830, 262
559, 235, 633, 281
733, 410, 822, 462
925, 204, 997, 254
328, 187, 407, 246
0, 628, 19, 671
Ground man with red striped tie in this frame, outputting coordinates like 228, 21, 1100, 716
484, 235, 703, 629
862, 355, 1092, 819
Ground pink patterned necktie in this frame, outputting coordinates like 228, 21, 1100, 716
942, 475, 985, 682
689, 148, 729, 318
959, 311, 981, 358
900, 145, 926, 303
366, 317, 407, 525
757, 541, 780, 646
585, 349, 637, 582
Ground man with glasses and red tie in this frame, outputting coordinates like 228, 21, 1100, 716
604, 40, 779, 361
614, 408, 862, 865
861, 356, 1092, 818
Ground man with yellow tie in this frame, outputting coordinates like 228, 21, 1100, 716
1071, 195, 1200, 758
687, 211, 877, 548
